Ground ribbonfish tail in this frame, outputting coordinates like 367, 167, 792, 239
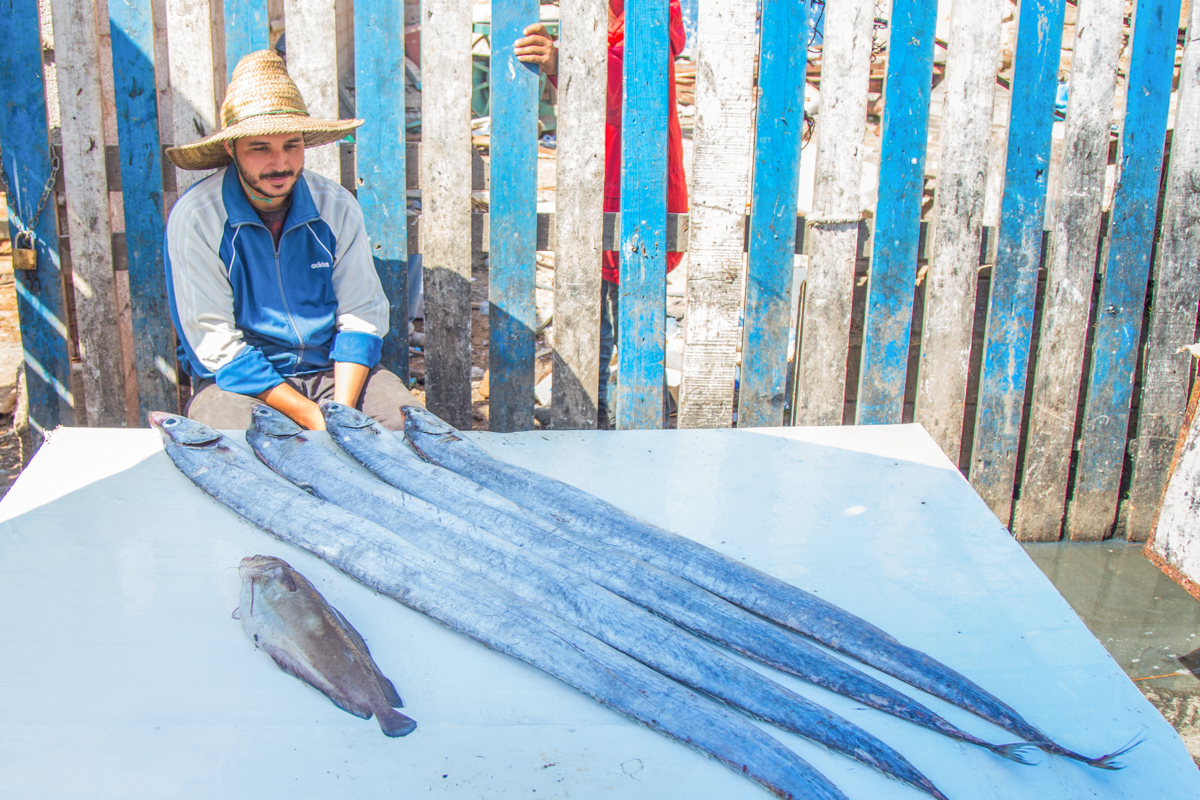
250, 405, 950, 799
396, 404, 1136, 770
234, 554, 417, 737
321, 401, 1035, 765
150, 412, 849, 800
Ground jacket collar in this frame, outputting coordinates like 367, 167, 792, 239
221, 165, 320, 229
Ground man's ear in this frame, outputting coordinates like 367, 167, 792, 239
224, 140, 235, 158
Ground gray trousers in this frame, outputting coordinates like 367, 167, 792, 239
186, 366, 419, 431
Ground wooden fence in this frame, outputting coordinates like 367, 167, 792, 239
1, 0, 1198, 544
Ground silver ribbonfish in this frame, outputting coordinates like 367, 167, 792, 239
396, 404, 1137, 769
234, 554, 417, 737
321, 401, 1034, 764
150, 412, 848, 800
249, 405, 949, 799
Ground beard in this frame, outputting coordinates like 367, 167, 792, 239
231, 152, 300, 204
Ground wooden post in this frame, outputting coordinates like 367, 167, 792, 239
677, 0, 757, 430
737, 0, 807, 428
50, 0, 127, 427
283, 0, 341, 182
1068, 0, 1183, 540
225, 0, 270, 80
913, 0, 1002, 459
1012, 0, 1123, 540
355, 0, 409, 383
968, 0, 1065, 525
1127, 0, 1200, 541
110, 0, 180, 421
0, 0, 76, 441
793, 0, 872, 427
488, 0, 540, 432
421, 0, 474, 428
617, 0, 669, 430
164, 0, 219, 196
550, 0, 607, 430
854, 0, 937, 425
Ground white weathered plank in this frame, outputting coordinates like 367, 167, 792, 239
282, 0, 340, 181
151, 0, 176, 210
1145, 377, 1200, 600
1012, 0, 1124, 541
165, 0, 219, 195
913, 0, 1003, 459
420, 0, 474, 427
550, 0, 608, 430
1126, 0, 1200, 541
791, 0, 873, 426
50, 0, 128, 427
675, 0, 757, 429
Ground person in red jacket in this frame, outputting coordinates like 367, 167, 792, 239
517, 0, 689, 429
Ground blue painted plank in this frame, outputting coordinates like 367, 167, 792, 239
355, 0, 409, 385
0, 0, 76, 442
488, 0, 540, 432
225, 0, 270, 80
617, 0, 669, 430
968, 0, 1066, 501
110, 0, 179, 420
855, 0, 938, 424
737, 0, 808, 428
1070, 0, 1182, 536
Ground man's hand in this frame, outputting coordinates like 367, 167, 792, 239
334, 362, 370, 409
258, 382, 326, 431
516, 23, 557, 75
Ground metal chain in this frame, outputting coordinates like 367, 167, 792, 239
0, 153, 60, 239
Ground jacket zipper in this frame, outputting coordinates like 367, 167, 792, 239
272, 228, 306, 365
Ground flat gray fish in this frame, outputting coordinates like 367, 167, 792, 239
150, 412, 848, 800
397, 404, 1138, 770
233, 554, 416, 737
321, 401, 1035, 765
248, 405, 949, 799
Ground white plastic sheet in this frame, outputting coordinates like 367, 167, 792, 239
1, 424, 1195, 798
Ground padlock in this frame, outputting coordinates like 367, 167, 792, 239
12, 231, 37, 272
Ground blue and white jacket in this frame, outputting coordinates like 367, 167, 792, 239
165, 167, 389, 396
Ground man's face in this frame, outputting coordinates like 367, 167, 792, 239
225, 133, 305, 205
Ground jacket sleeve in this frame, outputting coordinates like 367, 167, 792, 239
327, 196, 388, 368
165, 192, 284, 396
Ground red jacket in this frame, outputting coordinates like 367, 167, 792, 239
603, 0, 689, 283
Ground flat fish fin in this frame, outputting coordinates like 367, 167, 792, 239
328, 604, 373, 657
372, 669, 404, 708
325, 604, 403, 707
260, 643, 372, 720
375, 705, 418, 737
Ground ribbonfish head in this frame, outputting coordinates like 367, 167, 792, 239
233, 555, 417, 738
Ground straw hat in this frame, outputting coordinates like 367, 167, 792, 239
165, 50, 363, 171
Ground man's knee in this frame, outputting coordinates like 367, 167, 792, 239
186, 380, 264, 430
360, 367, 422, 431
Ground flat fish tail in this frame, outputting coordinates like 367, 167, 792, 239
153, 415, 847, 800
325, 404, 1035, 764
376, 705, 418, 737
400, 406, 1071, 748
252, 413, 946, 798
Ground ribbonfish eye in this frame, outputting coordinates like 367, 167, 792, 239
149, 412, 222, 446
320, 401, 375, 430
252, 405, 304, 438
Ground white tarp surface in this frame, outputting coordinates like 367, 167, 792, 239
1, 423, 1196, 798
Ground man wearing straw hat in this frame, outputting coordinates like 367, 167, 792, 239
164, 50, 419, 431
